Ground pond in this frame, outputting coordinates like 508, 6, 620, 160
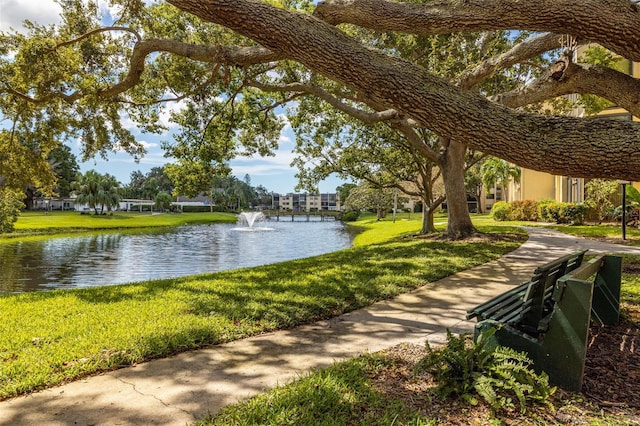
0, 219, 358, 294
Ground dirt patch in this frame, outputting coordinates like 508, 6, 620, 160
371, 316, 640, 425
412, 231, 526, 244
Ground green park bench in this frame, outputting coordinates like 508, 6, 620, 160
466, 250, 622, 391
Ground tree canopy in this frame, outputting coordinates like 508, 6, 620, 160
1, 0, 639, 234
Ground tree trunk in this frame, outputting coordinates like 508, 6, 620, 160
422, 206, 437, 234
440, 139, 476, 239
23, 188, 35, 210
421, 193, 446, 234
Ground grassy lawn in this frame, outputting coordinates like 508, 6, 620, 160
546, 223, 640, 245
200, 258, 640, 426
197, 214, 640, 426
197, 353, 435, 426
1, 211, 237, 242
0, 214, 524, 400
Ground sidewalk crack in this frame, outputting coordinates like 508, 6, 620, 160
113, 376, 193, 417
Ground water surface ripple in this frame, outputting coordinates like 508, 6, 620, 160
0, 220, 356, 293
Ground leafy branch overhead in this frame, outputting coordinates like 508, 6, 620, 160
2, 0, 639, 181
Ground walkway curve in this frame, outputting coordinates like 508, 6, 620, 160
1, 227, 639, 425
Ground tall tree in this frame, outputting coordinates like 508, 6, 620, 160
2, 0, 640, 237
344, 183, 394, 221
73, 170, 122, 214
49, 145, 80, 198
0, 189, 24, 233
336, 183, 357, 208
480, 157, 522, 204
124, 166, 174, 199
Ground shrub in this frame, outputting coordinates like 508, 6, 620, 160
0, 189, 25, 233
509, 200, 539, 221
538, 200, 560, 223
415, 329, 556, 414
538, 201, 586, 225
557, 203, 586, 225
584, 179, 618, 223
341, 210, 360, 222
490, 201, 510, 221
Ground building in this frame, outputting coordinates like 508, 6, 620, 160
272, 192, 341, 211
33, 197, 76, 211
506, 50, 640, 205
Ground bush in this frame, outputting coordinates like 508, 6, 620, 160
341, 210, 360, 222
490, 201, 510, 221
538, 201, 586, 225
559, 203, 586, 225
0, 189, 25, 233
509, 200, 539, 221
584, 179, 618, 223
415, 329, 556, 414
537, 200, 558, 223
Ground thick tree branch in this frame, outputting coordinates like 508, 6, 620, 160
491, 61, 640, 118
167, 0, 640, 181
313, 0, 640, 62
4, 35, 280, 105
99, 38, 280, 99
458, 32, 564, 89
246, 80, 400, 123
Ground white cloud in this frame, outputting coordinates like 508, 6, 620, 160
157, 99, 189, 133
137, 140, 159, 150
0, 0, 62, 32
96, 0, 122, 22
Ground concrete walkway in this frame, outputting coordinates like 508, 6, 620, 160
2, 227, 639, 426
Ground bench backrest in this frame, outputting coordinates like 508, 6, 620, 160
518, 250, 587, 332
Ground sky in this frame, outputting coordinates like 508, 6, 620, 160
0, 0, 346, 194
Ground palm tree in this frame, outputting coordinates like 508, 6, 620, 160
96, 173, 122, 213
480, 157, 522, 203
73, 171, 121, 214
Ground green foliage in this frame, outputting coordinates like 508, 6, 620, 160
49, 145, 80, 198
0, 131, 57, 197
490, 201, 510, 221
71, 170, 122, 214
202, 354, 435, 425
508, 200, 539, 222
344, 184, 394, 220
480, 157, 522, 202
626, 185, 640, 204
154, 191, 173, 211
0, 189, 25, 233
341, 210, 360, 222
415, 329, 556, 414
584, 179, 618, 223
558, 203, 587, 225
336, 183, 357, 206
538, 201, 586, 225
576, 46, 622, 115
123, 167, 174, 200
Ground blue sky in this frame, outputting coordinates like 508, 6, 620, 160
0, 0, 346, 194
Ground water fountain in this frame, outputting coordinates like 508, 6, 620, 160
235, 211, 272, 231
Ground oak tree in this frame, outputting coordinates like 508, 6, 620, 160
2, 0, 639, 238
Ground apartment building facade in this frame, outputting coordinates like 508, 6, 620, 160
272, 192, 341, 211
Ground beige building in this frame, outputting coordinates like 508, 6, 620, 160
507, 53, 639, 204
274, 193, 341, 211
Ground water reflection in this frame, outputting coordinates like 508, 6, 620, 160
0, 221, 357, 293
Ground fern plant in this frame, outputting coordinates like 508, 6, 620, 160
415, 329, 556, 413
